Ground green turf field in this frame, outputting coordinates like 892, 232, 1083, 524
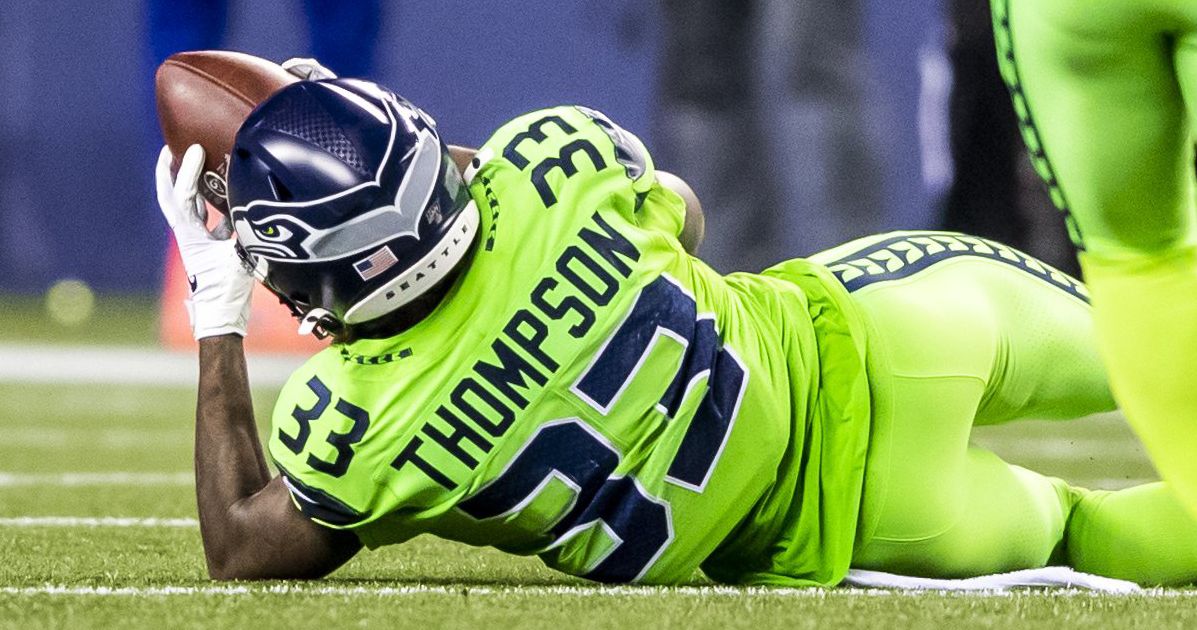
1, 295, 1195, 628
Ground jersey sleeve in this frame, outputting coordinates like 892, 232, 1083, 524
278, 469, 367, 527
268, 354, 383, 530
635, 178, 689, 241
570, 107, 689, 240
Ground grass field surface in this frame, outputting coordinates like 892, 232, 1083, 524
1, 296, 1194, 627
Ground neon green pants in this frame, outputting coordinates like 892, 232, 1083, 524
994, 0, 1197, 518
812, 232, 1197, 585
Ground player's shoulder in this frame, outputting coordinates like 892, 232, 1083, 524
479, 106, 643, 167
272, 344, 352, 412
488, 104, 603, 141
270, 342, 414, 441
470, 105, 654, 206
267, 344, 406, 528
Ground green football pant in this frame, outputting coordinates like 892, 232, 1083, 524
994, 0, 1197, 516
811, 232, 1197, 585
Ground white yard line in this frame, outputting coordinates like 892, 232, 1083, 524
7, 430, 190, 450
0, 584, 810, 598
0, 472, 192, 487
0, 583, 1187, 598
0, 517, 197, 528
0, 344, 304, 387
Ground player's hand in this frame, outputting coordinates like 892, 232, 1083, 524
156, 144, 253, 340
281, 57, 337, 81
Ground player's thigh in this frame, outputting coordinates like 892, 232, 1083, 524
854, 445, 1074, 578
815, 231, 1113, 425
967, 250, 1115, 424
816, 233, 1006, 544
813, 232, 1110, 544
847, 331, 1070, 576
997, 0, 1197, 255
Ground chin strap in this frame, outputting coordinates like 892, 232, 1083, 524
297, 307, 338, 339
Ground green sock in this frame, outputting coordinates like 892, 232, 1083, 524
1068, 482, 1197, 585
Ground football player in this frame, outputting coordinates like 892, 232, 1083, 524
157, 74, 1197, 585
993, 1, 1197, 517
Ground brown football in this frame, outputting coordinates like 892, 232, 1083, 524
155, 50, 298, 214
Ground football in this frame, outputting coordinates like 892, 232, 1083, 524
155, 50, 297, 214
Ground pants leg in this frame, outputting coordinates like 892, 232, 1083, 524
996, 0, 1197, 253
816, 232, 1197, 583
815, 232, 1106, 576
997, 0, 1197, 514
1069, 483, 1197, 585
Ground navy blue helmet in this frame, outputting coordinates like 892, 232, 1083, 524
227, 79, 478, 337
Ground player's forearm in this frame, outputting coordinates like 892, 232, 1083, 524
195, 334, 271, 577
679, 209, 704, 255
657, 171, 705, 255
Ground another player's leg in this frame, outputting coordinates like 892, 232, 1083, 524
997, 0, 1197, 514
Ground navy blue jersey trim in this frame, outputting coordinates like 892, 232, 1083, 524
822, 232, 1089, 303
276, 464, 367, 527
994, 0, 1084, 249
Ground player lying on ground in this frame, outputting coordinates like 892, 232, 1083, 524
157, 72, 1197, 585
994, 0, 1197, 517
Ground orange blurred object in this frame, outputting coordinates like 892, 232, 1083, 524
159, 239, 328, 355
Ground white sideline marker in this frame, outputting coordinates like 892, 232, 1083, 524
844, 568, 1141, 594
0, 344, 303, 387
0, 517, 198, 528
0, 472, 192, 487
0, 581, 1178, 599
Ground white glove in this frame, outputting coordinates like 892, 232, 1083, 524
281, 57, 338, 81
156, 145, 254, 340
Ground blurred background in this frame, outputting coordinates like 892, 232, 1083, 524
0, 0, 1078, 304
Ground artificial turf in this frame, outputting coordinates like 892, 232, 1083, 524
0, 295, 1191, 627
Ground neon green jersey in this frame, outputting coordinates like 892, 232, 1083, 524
268, 106, 872, 586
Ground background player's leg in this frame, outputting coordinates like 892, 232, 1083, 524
940, 239, 1197, 584
997, 0, 1197, 514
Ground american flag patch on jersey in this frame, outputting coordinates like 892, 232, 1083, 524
353, 246, 399, 281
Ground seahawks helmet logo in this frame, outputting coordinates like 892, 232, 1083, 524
239, 215, 315, 260
231, 82, 443, 263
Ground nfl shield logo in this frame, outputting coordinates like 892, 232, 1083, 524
354, 246, 399, 281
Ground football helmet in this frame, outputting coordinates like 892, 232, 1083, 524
226, 79, 479, 337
